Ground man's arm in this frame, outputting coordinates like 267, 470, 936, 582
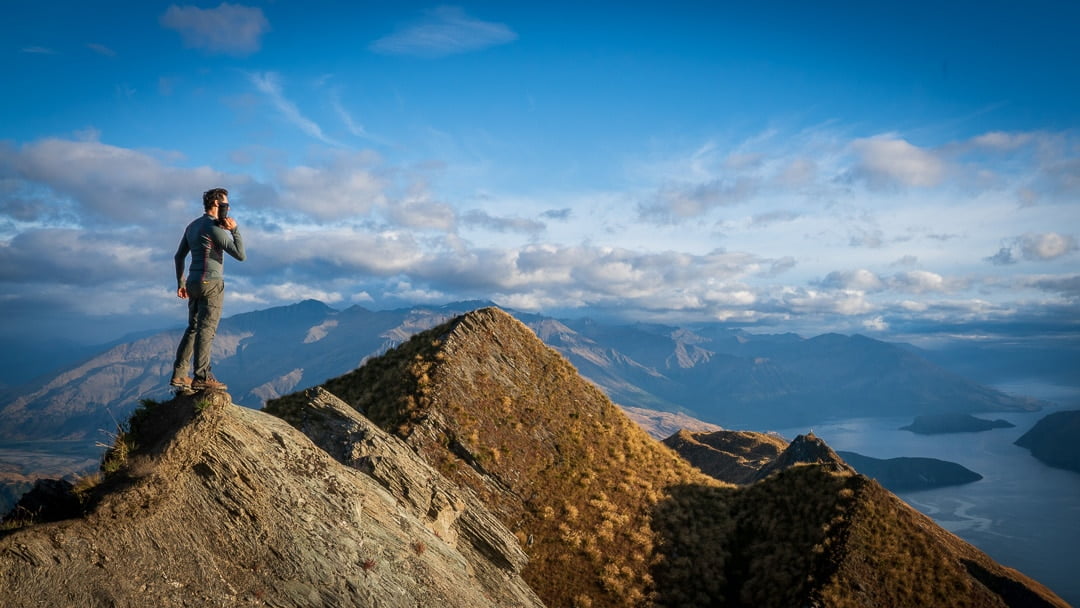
174, 235, 190, 289
216, 218, 246, 262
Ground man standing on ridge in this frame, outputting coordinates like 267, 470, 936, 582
170, 187, 246, 391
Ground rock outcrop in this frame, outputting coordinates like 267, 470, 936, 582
0, 390, 543, 608
751, 432, 856, 481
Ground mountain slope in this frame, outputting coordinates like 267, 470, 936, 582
268, 307, 728, 607
1014, 410, 1080, 473
0, 390, 543, 608
269, 307, 1067, 608
662, 429, 788, 484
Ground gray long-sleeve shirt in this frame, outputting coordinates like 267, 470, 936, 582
174, 214, 246, 288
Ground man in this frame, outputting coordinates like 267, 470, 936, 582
170, 187, 246, 391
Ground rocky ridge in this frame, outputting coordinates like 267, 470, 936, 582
0, 390, 542, 608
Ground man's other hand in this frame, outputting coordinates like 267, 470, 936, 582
177, 286, 188, 299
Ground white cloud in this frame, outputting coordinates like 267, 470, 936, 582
330, 92, 371, 139
370, 6, 517, 57
862, 316, 889, 331
820, 269, 884, 292
160, 3, 270, 56
387, 198, 457, 231
250, 72, 340, 146
276, 154, 386, 221
86, 43, 116, 57
462, 209, 545, 234
969, 131, 1034, 150
987, 232, 1077, 265
888, 270, 950, 294
0, 138, 233, 225
0, 228, 158, 284
639, 177, 758, 222
850, 136, 946, 188
1019, 232, 1076, 260
251, 282, 345, 305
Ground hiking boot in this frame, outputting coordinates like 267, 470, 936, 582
169, 376, 192, 389
192, 377, 228, 391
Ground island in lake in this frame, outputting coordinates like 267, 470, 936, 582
837, 451, 983, 491
1015, 410, 1080, 474
900, 413, 1015, 434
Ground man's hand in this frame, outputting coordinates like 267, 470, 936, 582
177, 286, 188, 299
222, 217, 238, 231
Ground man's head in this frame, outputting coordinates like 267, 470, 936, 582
202, 188, 229, 212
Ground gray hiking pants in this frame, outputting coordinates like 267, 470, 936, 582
172, 279, 225, 382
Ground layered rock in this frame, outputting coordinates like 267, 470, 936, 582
0, 390, 543, 608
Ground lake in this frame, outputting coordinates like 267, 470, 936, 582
769, 385, 1080, 607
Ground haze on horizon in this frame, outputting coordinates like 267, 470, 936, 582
1, 1, 1078, 351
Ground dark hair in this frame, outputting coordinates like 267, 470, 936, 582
202, 188, 229, 211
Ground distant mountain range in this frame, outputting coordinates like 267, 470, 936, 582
0, 299, 1044, 443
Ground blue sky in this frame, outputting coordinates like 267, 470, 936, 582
1, 1, 1078, 346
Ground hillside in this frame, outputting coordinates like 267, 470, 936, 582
267, 307, 729, 607
1015, 410, 1080, 473
267, 307, 1066, 608
662, 429, 788, 484
0, 390, 543, 607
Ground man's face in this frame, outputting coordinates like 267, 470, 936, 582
213, 194, 229, 218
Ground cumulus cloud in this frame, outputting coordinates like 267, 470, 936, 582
275, 154, 386, 222
969, 131, 1034, 150
820, 269, 884, 292
1026, 275, 1080, 298
639, 177, 757, 222
850, 136, 946, 188
862, 316, 889, 331
1019, 232, 1076, 260
0, 137, 236, 226
160, 3, 270, 56
888, 270, 951, 294
387, 198, 457, 231
370, 6, 517, 57
987, 232, 1077, 265
0, 228, 159, 285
